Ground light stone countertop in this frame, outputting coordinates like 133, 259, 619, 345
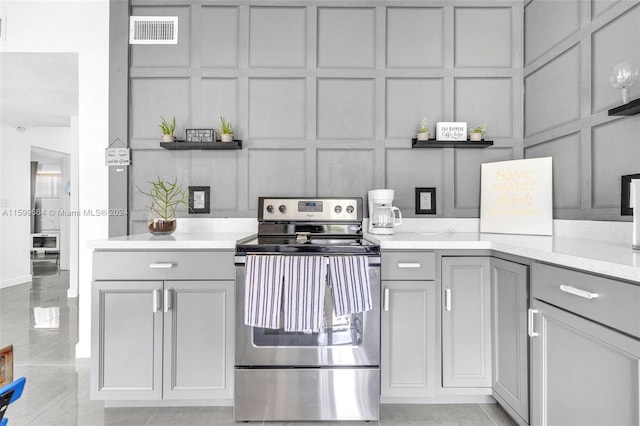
367, 230, 640, 283
87, 231, 256, 250
87, 218, 640, 283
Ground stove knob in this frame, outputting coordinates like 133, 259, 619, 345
334, 205, 342, 213
346, 205, 354, 214
279, 204, 287, 213
266, 205, 274, 213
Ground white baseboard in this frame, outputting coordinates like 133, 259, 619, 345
0, 275, 32, 290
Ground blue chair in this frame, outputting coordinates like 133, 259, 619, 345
0, 377, 26, 426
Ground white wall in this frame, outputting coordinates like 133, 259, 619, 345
0, 125, 73, 288
0, 0, 109, 358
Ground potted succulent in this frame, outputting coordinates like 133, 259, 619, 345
417, 117, 430, 141
219, 116, 234, 142
137, 177, 189, 235
160, 116, 177, 142
469, 124, 487, 141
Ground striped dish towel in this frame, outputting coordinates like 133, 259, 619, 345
244, 255, 284, 329
282, 256, 327, 332
328, 256, 372, 316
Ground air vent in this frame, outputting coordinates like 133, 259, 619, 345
129, 16, 178, 44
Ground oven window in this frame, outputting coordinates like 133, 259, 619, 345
252, 289, 363, 347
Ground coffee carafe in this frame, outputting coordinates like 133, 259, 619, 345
368, 189, 402, 235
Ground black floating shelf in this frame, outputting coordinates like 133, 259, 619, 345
160, 140, 242, 150
608, 98, 640, 116
411, 138, 493, 148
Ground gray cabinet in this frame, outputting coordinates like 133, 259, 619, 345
530, 262, 640, 426
530, 299, 640, 426
441, 257, 492, 388
162, 280, 234, 400
491, 258, 529, 425
91, 250, 235, 403
381, 280, 436, 398
380, 251, 436, 400
91, 280, 163, 400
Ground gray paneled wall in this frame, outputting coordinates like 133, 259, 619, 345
523, 0, 640, 220
126, 1, 523, 232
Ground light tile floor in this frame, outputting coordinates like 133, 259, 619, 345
0, 261, 516, 425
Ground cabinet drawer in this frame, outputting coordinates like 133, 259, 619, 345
93, 250, 235, 281
381, 252, 435, 280
532, 262, 640, 338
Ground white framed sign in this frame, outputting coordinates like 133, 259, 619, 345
105, 148, 130, 166
436, 122, 467, 141
480, 157, 553, 236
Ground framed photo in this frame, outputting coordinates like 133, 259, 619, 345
189, 186, 210, 214
415, 187, 436, 214
436, 122, 467, 141
0, 345, 14, 388
186, 129, 215, 143
621, 173, 640, 216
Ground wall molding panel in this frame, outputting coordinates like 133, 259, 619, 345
523, 0, 640, 220
123, 1, 523, 231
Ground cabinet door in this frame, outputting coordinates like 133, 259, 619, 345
491, 258, 529, 424
163, 280, 234, 400
91, 281, 163, 400
381, 280, 436, 398
441, 257, 491, 388
530, 300, 640, 426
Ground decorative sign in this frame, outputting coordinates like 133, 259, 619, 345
186, 129, 216, 142
436, 122, 467, 141
480, 157, 553, 236
105, 148, 130, 166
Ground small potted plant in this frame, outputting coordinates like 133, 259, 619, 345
417, 117, 430, 141
219, 116, 234, 142
137, 177, 189, 235
469, 124, 487, 141
160, 116, 176, 142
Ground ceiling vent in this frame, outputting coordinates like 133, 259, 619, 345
129, 16, 178, 44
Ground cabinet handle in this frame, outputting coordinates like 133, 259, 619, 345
152, 289, 160, 313
444, 288, 452, 311
149, 262, 175, 269
528, 308, 539, 337
559, 284, 599, 300
383, 288, 389, 312
164, 289, 172, 313
397, 262, 420, 268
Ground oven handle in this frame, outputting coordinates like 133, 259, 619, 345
235, 254, 381, 265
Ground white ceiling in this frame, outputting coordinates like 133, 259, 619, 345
0, 52, 79, 128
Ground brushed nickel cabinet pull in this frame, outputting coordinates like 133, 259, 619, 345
560, 284, 599, 300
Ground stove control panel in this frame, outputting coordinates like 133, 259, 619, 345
259, 197, 362, 222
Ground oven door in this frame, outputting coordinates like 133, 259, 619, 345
235, 255, 380, 367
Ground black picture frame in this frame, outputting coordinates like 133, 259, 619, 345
189, 186, 210, 214
621, 174, 640, 216
415, 187, 436, 214
186, 129, 216, 143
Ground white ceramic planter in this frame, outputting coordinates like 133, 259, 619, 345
469, 132, 483, 141
162, 134, 176, 142
221, 134, 234, 142
417, 132, 429, 141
